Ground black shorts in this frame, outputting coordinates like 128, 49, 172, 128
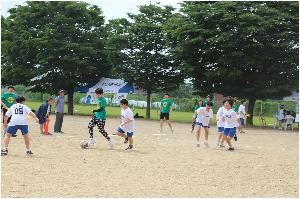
160, 113, 170, 120
2, 108, 11, 124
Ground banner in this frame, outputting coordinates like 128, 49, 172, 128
112, 93, 128, 103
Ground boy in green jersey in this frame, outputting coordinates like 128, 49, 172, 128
87, 88, 113, 148
160, 93, 174, 133
1, 86, 17, 134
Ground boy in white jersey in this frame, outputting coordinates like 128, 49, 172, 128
221, 99, 238, 151
1, 96, 39, 156
216, 100, 226, 147
237, 99, 250, 133
195, 102, 213, 147
116, 99, 135, 150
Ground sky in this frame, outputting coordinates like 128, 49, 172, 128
1, 0, 183, 20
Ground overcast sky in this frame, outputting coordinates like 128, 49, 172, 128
1, 0, 183, 20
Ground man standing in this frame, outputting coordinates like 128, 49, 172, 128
159, 93, 174, 133
54, 90, 65, 133
1, 86, 17, 135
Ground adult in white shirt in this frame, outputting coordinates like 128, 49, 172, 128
116, 99, 135, 150
221, 100, 238, 151
237, 100, 250, 133
216, 100, 226, 146
1, 96, 39, 156
195, 102, 213, 148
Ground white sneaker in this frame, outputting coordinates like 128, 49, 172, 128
89, 139, 96, 147
204, 141, 209, 148
108, 139, 113, 149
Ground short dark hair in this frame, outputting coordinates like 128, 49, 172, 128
286, 111, 291, 115
16, 96, 26, 103
241, 99, 246, 104
227, 99, 234, 107
120, 99, 128, 105
48, 98, 54, 101
222, 100, 227, 104
206, 101, 213, 107
7, 85, 14, 90
207, 95, 211, 98
164, 93, 169, 96
95, 88, 104, 95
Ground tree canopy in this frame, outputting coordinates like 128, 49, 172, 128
2, 1, 110, 114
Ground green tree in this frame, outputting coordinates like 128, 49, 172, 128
2, 1, 110, 114
167, 1, 299, 125
106, 4, 184, 119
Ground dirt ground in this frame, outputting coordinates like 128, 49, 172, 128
1, 115, 299, 197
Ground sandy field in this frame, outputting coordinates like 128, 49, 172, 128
1, 115, 299, 197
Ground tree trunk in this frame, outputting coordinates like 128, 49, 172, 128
246, 97, 256, 126
67, 88, 74, 115
146, 90, 151, 119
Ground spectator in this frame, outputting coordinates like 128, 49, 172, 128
277, 105, 286, 130
54, 90, 65, 133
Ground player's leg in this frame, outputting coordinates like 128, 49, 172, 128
195, 123, 201, 147
88, 117, 96, 146
1, 125, 17, 155
116, 127, 128, 143
166, 113, 173, 133
225, 128, 235, 150
97, 120, 113, 148
159, 113, 164, 132
203, 126, 209, 147
125, 132, 133, 150
19, 125, 33, 154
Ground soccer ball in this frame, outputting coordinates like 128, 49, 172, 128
80, 140, 89, 149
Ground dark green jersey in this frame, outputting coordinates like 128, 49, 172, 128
160, 98, 172, 113
94, 97, 106, 119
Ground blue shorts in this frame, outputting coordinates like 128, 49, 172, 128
7, 125, 29, 135
117, 127, 133, 138
224, 128, 236, 138
218, 127, 225, 133
38, 117, 46, 124
240, 118, 245, 125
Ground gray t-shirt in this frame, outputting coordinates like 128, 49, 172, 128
55, 96, 64, 113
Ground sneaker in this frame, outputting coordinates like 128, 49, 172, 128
226, 147, 235, 151
59, 131, 64, 134
234, 135, 237, 141
89, 139, 96, 147
218, 144, 225, 148
26, 150, 33, 155
216, 142, 220, 146
196, 143, 200, 147
108, 139, 113, 149
204, 141, 209, 148
1, 149, 8, 156
125, 145, 133, 150
124, 137, 128, 144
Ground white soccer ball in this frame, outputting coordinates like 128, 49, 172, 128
80, 140, 89, 149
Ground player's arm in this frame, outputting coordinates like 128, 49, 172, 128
1, 101, 9, 110
3, 107, 12, 127
29, 112, 39, 123
92, 107, 104, 113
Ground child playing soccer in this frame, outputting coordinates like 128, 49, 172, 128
1, 96, 39, 156
36, 98, 54, 135
195, 101, 213, 147
191, 99, 203, 133
216, 100, 226, 147
221, 99, 238, 151
115, 99, 135, 150
88, 88, 113, 148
